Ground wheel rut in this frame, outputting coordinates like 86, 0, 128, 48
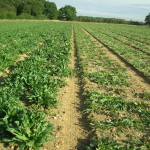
43, 28, 90, 150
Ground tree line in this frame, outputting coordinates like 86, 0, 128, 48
77, 16, 145, 25
0, 0, 76, 20
0, 0, 150, 26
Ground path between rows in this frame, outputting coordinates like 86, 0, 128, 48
43, 29, 89, 150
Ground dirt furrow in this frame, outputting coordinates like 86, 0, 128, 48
48, 78, 88, 150
43, 29, 89, 150
83, 28, 150, 97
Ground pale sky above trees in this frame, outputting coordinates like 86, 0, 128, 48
50, 0, 150, 21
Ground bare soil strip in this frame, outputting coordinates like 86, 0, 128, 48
0, 144, 10, 150
83, 28, 150, 84
83, 28, 150, 97
43, 29, 89, 150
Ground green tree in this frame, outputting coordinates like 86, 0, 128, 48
0, 0, 77, 20
145, 12, 150, 26
58, 5, 76, 21
16, 2, 25, 16
44, 1, 58, 19
58, 7, 65, 20
31, 0, 44, 17
16, 0, 44, 17
0, 0, 17, 18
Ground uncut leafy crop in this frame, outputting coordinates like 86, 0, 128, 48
85, 91, 150, 150
82, 23, 150, 55
0, 23, 37, 48
0, 100, 53, 150
0, 22, 68, 72
74, 24, 150, 150
0, 21, 37, 33
82, 23, 150, 78
86, 23, 150, 45
0, 21, 72, 149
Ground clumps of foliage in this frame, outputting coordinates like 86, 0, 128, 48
0, 99, 53, 150
0, 23, 72, 149
145, 13, 150, 26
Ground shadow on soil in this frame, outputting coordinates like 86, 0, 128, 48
73, 29, 94, 150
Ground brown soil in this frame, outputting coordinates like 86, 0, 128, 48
43, 77, 89, 150
83, 28, 150, 100
1, 25, 149, 150
17, 54, 28, 62
0, 30, 89, 149
42, 29, 89, 150
0, 143, 10, 150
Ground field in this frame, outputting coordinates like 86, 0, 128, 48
0, 21, 149, 150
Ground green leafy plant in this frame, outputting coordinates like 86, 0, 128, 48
86, 138, 124, 150
0, 100, 53, 150
135, 92, 150, 101
0, 22, 72, 149
88, 71, 129, 87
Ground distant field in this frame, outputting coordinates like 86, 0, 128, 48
0, 21, 149, 150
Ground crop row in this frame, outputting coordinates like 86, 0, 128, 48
82, 24, 150, 78
0, 21, 41, 46
0, 21, 38, 33
0, 22, 66, 72
87, 25, 150, 55
0, 22, 72, 150
88, 23, 150, 45
74, 24, 150, 149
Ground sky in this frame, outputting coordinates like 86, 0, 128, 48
49, 0, 150, 21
